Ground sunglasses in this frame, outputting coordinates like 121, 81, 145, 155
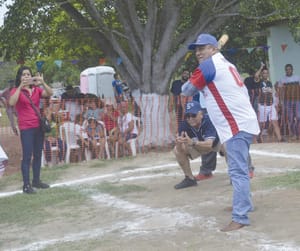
185, 113, 197, 119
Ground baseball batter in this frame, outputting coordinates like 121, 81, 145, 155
181, 33, 260, 232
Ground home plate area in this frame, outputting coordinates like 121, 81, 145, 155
3, 143, 300, 251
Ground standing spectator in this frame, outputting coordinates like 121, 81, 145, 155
9, 66, 53, 194
173, 101, 220, 189
277, 64, 300, 140
254, 64, 283, 142
244, 68, 260, 114
112, 73, 124, 103
169, 70, 190, 128
181, 33, 260, 231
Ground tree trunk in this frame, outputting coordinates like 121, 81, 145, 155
132, 91, 175, 148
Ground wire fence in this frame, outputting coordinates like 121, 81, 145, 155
0, 91, 299, 169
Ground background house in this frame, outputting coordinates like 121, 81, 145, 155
267, 23, 300, 83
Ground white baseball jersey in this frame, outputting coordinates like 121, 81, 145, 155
182, 52, 260, 143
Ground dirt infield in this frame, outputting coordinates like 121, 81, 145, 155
0, 141, 300, 250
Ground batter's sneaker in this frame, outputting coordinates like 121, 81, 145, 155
174, 176, 197, 189
194, 173, 213, 181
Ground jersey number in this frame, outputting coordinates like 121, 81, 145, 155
229, 66, 244, 87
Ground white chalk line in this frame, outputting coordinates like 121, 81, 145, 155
1, 149, 299, 198
2, 149, 300, 251
8, 192, 300, 251
250, 149, 300, 159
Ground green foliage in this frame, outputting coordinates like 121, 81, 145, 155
0, 0, 102, 85
2, 0, 300, 91
0, 61, 17, 89
240, 0, 300, 43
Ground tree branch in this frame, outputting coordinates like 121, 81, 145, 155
115, 0, 142, 61
154, 0, 180, 70
82, 0, 108, 32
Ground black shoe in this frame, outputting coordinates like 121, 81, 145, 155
23, 184, 36, 194
174, 176, 197, 189
32, 181, 50, 189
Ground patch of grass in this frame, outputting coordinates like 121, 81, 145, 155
261, 171, 300, 189
0, 172, 22, 189
88, 159, 112, 168
0, 165, 71, 190
0, 187, 87, 225
93, 182, 147, 196
40, 166, 69, 181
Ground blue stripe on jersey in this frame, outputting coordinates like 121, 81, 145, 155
198, 58, 216, 83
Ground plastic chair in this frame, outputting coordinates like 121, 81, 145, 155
42, 143, 59, 167
115, 116, 141, 158
59, 123, 82, 164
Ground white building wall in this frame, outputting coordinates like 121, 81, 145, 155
268, 24, 300, 83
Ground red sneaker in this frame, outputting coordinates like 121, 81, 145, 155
194, 173, 213, 181
249, 171, 254, 179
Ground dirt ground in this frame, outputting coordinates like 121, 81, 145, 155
0, 134, 300, 250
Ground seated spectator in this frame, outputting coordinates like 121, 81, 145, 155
61, 85, 83, 122
83, 95, 104, 121
60, 113, 87, 162
124, 89, 142, 118
116, 101, 139, 157
43, 98, 66, 165
75, 114, 88, 161
85, 117, 106, 159
102, 101, 120, 156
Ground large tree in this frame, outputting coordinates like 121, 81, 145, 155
54, 0, 243, 94
1, 0, 242, 93
2, 0, 300, 91
7, 0, 296, 145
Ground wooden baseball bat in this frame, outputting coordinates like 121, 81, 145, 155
218, 34, 229, 50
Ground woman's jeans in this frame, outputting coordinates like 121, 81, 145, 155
20, 127, 44, 186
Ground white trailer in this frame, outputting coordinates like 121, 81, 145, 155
80, 66, 115, 98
